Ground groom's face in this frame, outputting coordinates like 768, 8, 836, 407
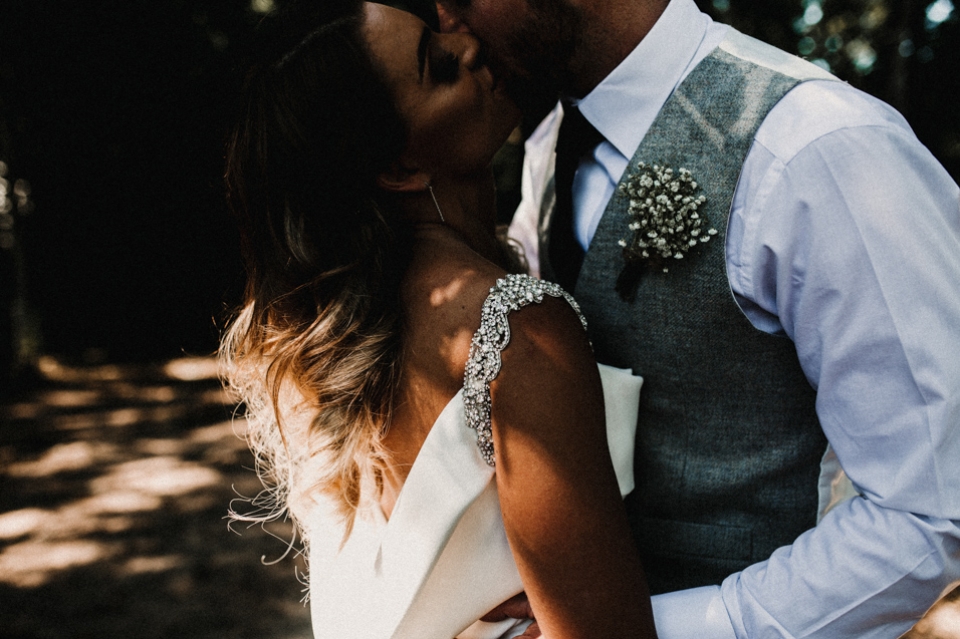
439, 0, 582, 110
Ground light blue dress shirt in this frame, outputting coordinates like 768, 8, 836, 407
511, 0, 960, 636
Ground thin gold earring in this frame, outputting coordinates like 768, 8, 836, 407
426, 183, 446, 223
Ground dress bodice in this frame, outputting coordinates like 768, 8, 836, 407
307, 275, 642, 639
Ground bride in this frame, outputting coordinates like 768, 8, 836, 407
221, 1, 656, 637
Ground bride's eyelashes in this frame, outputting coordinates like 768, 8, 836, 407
415, 25, 461, 86
429, 48, 461, 84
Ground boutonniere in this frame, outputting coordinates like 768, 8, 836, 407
615, 162, 717, 299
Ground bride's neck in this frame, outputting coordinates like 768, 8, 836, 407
401, 172, 503, 265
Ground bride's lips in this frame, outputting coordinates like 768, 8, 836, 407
475, 62, 500, 94
485, 63, 510, 96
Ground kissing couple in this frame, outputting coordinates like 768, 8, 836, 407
221, 0, 960, 637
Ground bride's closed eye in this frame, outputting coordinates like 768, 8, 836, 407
415, 25, 461, 85
429, 47, 460, 84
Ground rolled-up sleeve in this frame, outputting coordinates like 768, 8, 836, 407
709, 82, 960, 638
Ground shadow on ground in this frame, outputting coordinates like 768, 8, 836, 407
0, 357, 311, 639
1, 357, 958, 638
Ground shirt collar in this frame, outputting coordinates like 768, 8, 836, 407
575, 0, 717, 161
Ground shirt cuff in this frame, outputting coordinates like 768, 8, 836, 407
651, 586, 738, 639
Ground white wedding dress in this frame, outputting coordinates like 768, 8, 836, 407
305, 275, 643, 639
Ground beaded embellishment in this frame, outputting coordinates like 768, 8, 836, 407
463, 274, 588, 466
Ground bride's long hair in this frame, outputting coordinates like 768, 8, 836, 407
221, 0, 410, 538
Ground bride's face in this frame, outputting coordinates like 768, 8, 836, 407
362, 2, 520, 176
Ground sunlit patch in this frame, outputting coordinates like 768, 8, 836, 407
52, 412, 111, 431
191, 422, 250, 464
199, 387, 234, 406
117, 554, 184, 576
38, 389, 102, 408
0, 508, 49, 540
163, 357, 220, 381
3, 402, 43, 419
100, 405, 190, 428
7, 440, 118, 477
0, 356, 312, 631
0, 540, 114, 588
36, 356, 125, 383
109, 383, 178, 403
90, 456, 222, 498
104, 407, 148, 427
96, 515, 138, 534
136, 438, 189, 457
188, 421, 240, 444
80, 491, 164, 514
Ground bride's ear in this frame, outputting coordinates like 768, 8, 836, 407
376, 160, 431, 193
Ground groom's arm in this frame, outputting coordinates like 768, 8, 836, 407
509, 82, 960, 638
481, 594, 542, 638
659, 82, 960, 639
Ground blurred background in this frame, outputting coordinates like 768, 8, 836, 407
1, 0, 958, 380
0, 0, 958, 637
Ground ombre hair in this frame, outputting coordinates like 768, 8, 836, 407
220, 0, 411, 540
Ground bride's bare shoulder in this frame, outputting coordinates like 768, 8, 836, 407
401, 230, 510, 381
403, 230, 585, 387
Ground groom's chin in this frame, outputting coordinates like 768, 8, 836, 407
504, 74, 562, 123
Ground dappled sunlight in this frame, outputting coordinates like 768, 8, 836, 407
90, 456, 222, 498
81, 490, 164, 515
37, 388, 103, 408
36, 355, 126, 383
117, 553, 185, 577
0, 539, 116, 588
188, 420, 244, 444
9, 355, 952, 637
0, 508, 48, 540
6, 440, 119, 477
135, 437, 194, 457
0, 356, 311, 638
163, 356, 221, 382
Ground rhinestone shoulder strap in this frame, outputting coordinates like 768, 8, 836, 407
463, 274, 588, 466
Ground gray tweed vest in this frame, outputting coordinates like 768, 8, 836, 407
539, 31, 837, 593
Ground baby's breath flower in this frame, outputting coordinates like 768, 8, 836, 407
617, 162, 714, 274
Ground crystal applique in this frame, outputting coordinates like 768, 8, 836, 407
463, 274, 587, 466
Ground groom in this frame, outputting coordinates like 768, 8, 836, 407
439, 0, 960, 636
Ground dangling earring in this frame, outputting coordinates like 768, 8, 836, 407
425, 182, 446, 223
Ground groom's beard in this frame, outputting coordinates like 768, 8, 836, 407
498, 0, 583, 117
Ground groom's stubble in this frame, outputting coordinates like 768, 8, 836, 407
449, 0, 668, 112
444, 0, 585, 115
502, 0, 583, 112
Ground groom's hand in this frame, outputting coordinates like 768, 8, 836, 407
480, 593, 542, 637
481, 592, 534, 622
514, 622, 542, 638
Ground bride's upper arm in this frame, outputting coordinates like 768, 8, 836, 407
490, 297, 655, 639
